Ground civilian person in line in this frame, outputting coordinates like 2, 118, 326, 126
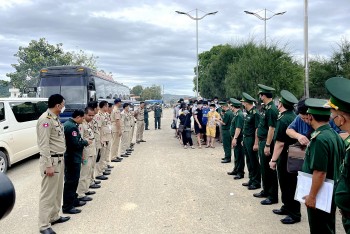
206, 104, 221, 148
193, 100, 204, 148
179, 106, 194, 149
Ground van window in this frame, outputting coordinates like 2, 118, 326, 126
0, 102, 4, 121
10, 101, 48, 122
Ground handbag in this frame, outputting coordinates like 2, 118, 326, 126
171, 120, 176, 129
287, 143, 306, 173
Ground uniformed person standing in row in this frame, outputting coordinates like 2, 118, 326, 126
37, 94, 69, 234
255, 84, 279, 205
154, 103, 162, 130
302, 98, 345, 234
129, 106, 136, 148
227, 98, 245, 180
135, 101, 147, 143
77, 107, 97, 201
62, 110, 91, 214
269, 90, 301, 224
219, 102, 234, 163
326, 77, 350, 233
110, 98, 123, 163
95, 101, 112, 180
241, 92, 261, 190
120, 103, 132, 157
144, 105, 151, 130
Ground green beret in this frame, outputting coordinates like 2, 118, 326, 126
240, 92, 256, 103
305, 98, 331, 116
280, 90, 298, 107
325, 77, 350, 113
230, 98, 241, 107
258, 84, 275, 94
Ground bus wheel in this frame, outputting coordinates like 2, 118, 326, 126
0, 151, 8, 173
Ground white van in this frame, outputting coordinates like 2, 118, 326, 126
0, 98, 48, 173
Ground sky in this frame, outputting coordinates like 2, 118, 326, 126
0, 0, 349, 96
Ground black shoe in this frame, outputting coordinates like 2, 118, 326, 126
221, 158, 225, 160
107, 165, 114, 169
158, 128, 161, 129
140, 140, 146, 142
145, 129, 149, 130
89, 184, 101, 189
103, 171, 111, 176
121, 154, 129, 158
63, 208, 81, 214
40, 227, 56, 234
136, 141, 140, 144
234, 175, 244, 180
85, 191, 96, 196
221, 159, 231, 163
112, 158, 122, 162
242, 182, 250, 187
280, 216, 300, 224
253, 190, 268, 198
94, 180, 101, 184
104, 169, 111, 172
51, 216, 70, 225
79, 196, 93, 202
248, 185, 261, 190
95, 175, 108, 180
261, 198, 278, 205
127, 148, 134, 151
75, 201, 86, 207
117, 157, 123, 160
273, 209, 287, 215
227, 171, 238, 176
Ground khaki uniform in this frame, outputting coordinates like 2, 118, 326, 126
135, 107, 145, 142
91, 114, 101, 183
129, 111, 136, 146
120, 110, 132, 154
37, 109, 66, 232
95, 111, 112, 176
110, 106, 122, 158
77, 120, 96, 198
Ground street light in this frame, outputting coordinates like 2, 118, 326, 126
244, 9, 286, 47
176, 9, 218, 98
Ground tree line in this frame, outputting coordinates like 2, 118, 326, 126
131, 85, 162, 101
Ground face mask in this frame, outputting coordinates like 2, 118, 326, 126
60, 106, 66, 113
214, 101, 218, 104
210, 108, 215, 112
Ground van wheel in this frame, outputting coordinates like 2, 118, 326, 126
0, 151, 8, 173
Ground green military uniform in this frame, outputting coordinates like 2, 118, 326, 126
241, 92, 261, 188
230, 98, 245, 176
326, 77, 350, 233
257, 84, 279, 202
221, 103, 234, 162
273, 90, 300, 221
144, 107, 150, 130
154, 104, 162, 129
62, 118, 89, 212
302, 98, 345, 234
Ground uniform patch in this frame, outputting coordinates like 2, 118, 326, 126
43, 123, 49, 128
72, 131, 78, 136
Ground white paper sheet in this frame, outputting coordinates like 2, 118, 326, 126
294, 171, 334, 213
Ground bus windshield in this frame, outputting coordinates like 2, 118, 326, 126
39, 76, 87, 109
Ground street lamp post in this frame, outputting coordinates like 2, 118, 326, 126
176, 9, 218, 98
304, 0, 310, 98
244, 9, 286, 47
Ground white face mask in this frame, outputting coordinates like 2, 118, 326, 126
210, 108, 215, 112
60, 106, 66, 113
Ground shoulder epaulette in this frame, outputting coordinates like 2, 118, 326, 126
311, 131, 321, 139
266, 105, 271, 110
252, 110, 256, 114
277, 113, 283, 120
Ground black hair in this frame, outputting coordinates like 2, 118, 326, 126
123, 103, 130, 109
210, 104, 216, 108
108, 103, 113, 107
99, 100, 108, 109
140, 101, 145, 104
261, 93, 273, 98
48, 94, 64, 108
311, 114, 330, 122
85, 106, 95, 114
213, 97, 218, 100
72, 109, 84, 118
198, 100, 203, 104
297, 99, 308, 115
88, 101, 98, 109
281, 103, 294, 111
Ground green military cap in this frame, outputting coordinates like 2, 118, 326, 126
280, 90, 298, 107
230, 98, 242, 107
325, 77, 350, 113
220, 102, 230, 107
305, 98, 331, 116
258, 84, 275, 94
240, 92, 256, 103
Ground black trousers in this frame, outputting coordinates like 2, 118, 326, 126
62, 161, 81, 211
155, 117, 161, 129
182, 129, 193, 146
144, 118, 149, 129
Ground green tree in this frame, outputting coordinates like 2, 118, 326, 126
131, 85, 143, 96
141, 85, 162, 100
71, 49, 98, 70
0, 80, 10, 97
308, 58, 336, 98
331, 38, 350, 78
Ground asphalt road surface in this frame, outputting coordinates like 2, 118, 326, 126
1, 109, 346, 234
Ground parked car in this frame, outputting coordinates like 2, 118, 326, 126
0, 98, 48, 173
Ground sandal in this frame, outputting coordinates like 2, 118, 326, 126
191, 146, 195, 149
205, 145, 210, 148
210, 146, 215, 148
